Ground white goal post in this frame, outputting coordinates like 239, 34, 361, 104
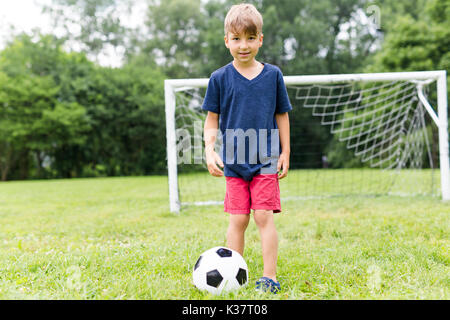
165, 70, 449, 213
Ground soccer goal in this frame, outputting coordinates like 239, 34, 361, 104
165, 70, 449, 213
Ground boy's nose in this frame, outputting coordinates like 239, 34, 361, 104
239, 41, 249, 49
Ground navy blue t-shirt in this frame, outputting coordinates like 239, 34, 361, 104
201, 62, 292, 181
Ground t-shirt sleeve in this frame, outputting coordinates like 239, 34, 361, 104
276, 69, 292, 113
201, 73, 220, 114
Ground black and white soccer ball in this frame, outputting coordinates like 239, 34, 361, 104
193, 246, 248, 294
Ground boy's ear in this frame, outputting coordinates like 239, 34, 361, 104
224, 34, 229, 48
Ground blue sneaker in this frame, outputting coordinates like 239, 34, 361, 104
255, 277, 281, 294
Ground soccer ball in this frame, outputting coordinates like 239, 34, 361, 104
193, 246, 248, 294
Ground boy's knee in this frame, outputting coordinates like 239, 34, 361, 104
229, 214, 250, 231
253, 210, 274, 228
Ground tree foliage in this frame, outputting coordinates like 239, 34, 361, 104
0, 33, 166, 180
367, 0, 449, 73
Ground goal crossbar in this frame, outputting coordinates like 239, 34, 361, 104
165, 70, 445, 87
165, 70, 449, 213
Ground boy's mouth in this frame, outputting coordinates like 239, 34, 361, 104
239, 52, 250, 56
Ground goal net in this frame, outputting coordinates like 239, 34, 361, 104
165, 71, 449, 213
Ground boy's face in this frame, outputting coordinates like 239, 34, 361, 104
224, 31, 263, 65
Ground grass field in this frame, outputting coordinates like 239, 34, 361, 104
0, 174, 448, 299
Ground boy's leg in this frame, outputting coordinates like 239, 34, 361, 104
253, 209, 278, 281
249, 174, 281, 282
224, 176, 251, 256
226, 214, 250, 256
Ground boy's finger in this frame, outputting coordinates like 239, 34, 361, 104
213, 168, 223, 177
214, 153, 224, 168
208, 163, 217, 174
277, 163, 288, 179
215, 165, 223, 175
210, 163, 223, 176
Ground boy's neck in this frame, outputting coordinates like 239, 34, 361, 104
232, 59, 262, 70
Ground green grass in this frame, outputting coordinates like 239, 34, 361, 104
0, 175, 448, 299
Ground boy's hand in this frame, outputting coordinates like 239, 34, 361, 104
277, 152, 289, 179
206, 149, 224, 177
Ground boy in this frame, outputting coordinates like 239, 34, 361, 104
202, 3, 292, 294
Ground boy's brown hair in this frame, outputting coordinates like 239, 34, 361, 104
224, 3, 263, 36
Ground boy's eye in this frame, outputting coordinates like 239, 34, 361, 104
230, 35, 256, 41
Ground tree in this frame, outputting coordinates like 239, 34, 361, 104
42, 0, 378, 76
72, 54, 167, 177
0, 34, 91, 180
139, 0, 207, 78
0, 32, 168, 180
41, 0, 137, 66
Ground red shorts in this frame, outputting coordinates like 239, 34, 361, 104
224, 174, 281, 214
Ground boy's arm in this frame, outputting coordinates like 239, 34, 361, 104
275, 112, 290, 179
204, 111, 224, 177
